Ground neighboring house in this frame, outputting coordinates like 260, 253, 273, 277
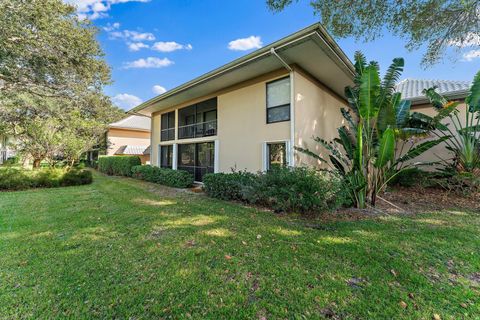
131, 23, 353, 181
107, 115, 151, 164
0, 135, 16, 165
395, 78, 471, 165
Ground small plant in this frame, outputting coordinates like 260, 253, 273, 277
98, 156, 141, 176
0, 168, 92, 191
131, 165, 194, 188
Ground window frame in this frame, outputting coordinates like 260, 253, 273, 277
159, 144, 173, 169
160, 111, 175, 142
266, 76, 291, 124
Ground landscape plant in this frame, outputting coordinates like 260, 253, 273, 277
419, 71, 480, 175
296, 53, 447, 208
131, 165, 194, 188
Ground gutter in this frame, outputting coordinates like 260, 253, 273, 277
270, 48, 296, 167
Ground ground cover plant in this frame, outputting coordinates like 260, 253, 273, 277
0, 172, 478, 319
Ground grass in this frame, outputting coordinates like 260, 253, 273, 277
0, 172, 479, 319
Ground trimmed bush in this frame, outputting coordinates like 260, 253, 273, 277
131, 165, 194, 188
98, 156, 141, 176
0, 168, 93, 191
204, 167, 347, 213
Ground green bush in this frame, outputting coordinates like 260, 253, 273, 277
203, 171, 258, 201
204, 167, 347, 213
98, 156, 141, 176
0, 168, 93, 191
389, 168, 432, 188
131, 165, 194, 188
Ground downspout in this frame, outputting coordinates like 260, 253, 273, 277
270, 48, 295, 167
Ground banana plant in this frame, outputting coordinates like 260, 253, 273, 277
419, 71, 480, 174
297, 52, 447, 208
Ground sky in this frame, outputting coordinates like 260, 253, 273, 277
67, 0, 480, 110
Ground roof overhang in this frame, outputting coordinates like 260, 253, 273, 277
130, 23, 355, 116
410, 90, 469, 106
108, 125, 150, 132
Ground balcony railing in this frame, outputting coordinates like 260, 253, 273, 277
160, 128, 175, 141
178, 119, 217, 139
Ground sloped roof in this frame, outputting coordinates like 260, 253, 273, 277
109, 115, 151, 131
114, 145, 149, 155
396, 78, 470, 103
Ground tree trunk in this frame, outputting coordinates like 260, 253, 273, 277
32, 158, 42, 168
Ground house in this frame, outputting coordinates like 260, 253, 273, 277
106, 115, 151, 164
395, 78, 471, 165
0, 135, 16, 165
130, 23, 353, 181
129, 23, 472, 182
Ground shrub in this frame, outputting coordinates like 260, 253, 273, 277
203, 171, 257, 201
98, 156, 141, 176
0, 168, 92, 191
131, 165, 194, 188
389, 168, 432, 188
203, 167, 347, 213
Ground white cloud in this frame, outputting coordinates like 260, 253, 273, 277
66, 0, 150, 20
462, 49, 480, 62
112, 93, 143, 110
228, 36, 262, 51
128, 42, 149, 51
103, 22, 120, 32
123, 57, 174, 69
109, 30, 155, 41
152, 85, 167, 95
152, 41, 193, 52
449, 32, 480, 48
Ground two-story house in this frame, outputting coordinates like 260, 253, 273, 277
130, 23, 354, 181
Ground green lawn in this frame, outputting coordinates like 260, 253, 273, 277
0, 172, 479, 319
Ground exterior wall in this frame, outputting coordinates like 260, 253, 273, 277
106, 128, 150, 156
406, 101, 468, 168
150, 70, 291, 172
106, 128, 150, 164
293, 69, 348, 168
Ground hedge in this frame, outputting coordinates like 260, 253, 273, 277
131, 165, 194, 188
98, 156, 141, 176
0, 168, 93, 191
203, 167, 348, 213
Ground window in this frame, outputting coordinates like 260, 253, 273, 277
161, 111, 175, 141
177, 142, 215, 181
267, 77, 290, 123
178, 98, 217, 139
267, 142, 287, 170
160, 145, 173, 168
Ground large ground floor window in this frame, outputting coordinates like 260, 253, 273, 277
267, 142, 287, 170
177, 142, 214, 182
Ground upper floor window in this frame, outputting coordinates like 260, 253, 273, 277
266, 77, 290, 123
178, 98, 217, 139
161, 111, 175, 141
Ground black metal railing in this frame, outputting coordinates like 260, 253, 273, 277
178, 120, 217, 139
160, 128, 175, 141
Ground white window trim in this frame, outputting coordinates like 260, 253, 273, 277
262, 140, 291, 171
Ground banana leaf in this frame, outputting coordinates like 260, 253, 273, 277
374, 127, 395, 167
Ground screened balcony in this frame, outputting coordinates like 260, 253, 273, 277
178, 97, 217, 139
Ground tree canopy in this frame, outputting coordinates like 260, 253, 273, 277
0, 0, 124, 166
266, 0, 480, 66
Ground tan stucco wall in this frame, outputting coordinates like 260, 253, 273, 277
107, 128, 150, 156
405, 102, 468, 168
293, 69, 348, 168
217, 75, 290, 172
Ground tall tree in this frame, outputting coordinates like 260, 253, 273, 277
0, 0, 110, 96
266, 0, 480, 65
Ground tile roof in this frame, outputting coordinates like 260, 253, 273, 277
114, 145, 149, 155
396, 78, 471, 100
109, 115, 151, 131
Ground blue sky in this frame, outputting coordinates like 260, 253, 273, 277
69, 0, 480, 110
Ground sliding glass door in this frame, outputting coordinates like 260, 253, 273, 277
177, 142, 214, 182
